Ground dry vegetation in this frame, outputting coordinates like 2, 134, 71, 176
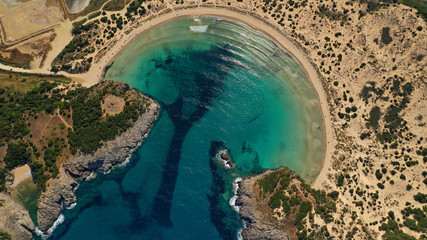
0, 69, 69, 92
0, 0, 425, 239
255, 167, 339, 239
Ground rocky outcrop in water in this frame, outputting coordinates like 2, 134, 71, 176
0, 193, 35, 240
236, 174, 290, 240
37, 98, 160, 233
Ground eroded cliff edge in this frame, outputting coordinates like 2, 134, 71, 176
236, 171, 291, 240
236, 167, 338, 240
36, 84, 160, 234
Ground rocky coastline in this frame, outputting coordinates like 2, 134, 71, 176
0, 193, 35, 240
36, 99, 160, 235
236, 172, 290, 240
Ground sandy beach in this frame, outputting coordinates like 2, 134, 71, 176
10, 164, 32, 188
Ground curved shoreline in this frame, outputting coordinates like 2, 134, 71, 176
90, 7, 334, 185
0, 5, 335, 184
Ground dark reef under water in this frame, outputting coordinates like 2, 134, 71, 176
151, 46, 237, 227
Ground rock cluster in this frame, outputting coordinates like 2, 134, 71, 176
216, 149, 235, 169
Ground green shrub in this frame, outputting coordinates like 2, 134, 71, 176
380, 219, 416, 240
327, 191, 339, 200
88, 11, 101, 19
381, 27, 392, 44
268, 191, 288, 210
375, 170, 383, 180
295, 201, 312, 224
367, 106, 381, 129
414, 193, 427, 203
0, 232, 11, 240
337, 174, 344, 186
4, 142, 31, 170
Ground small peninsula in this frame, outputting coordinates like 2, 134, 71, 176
0, 0, 426, 239
0, 72, 158, 238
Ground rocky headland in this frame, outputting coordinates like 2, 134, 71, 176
236, 171, 290, 240
0, 79, 159, 239
236, 167, 339, 240
36, 97, 159, 234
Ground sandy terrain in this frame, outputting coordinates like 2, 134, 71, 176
0, 0, 63, 44
10, 164, 31, 188
102, 94, 125, 117
64, 0, 90, 14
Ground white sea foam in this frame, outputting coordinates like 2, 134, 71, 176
35, 214, 65, 239
236, 221, 247, 240
117, 155, 131, 168
35, 227, 47, 239
229, 195, 240, 212
229, 178, 242, 212
65, 202, 77, 210
216, 150, 233, 169
85, 171, 96, 181
222, 159, 232, 169
118, 141, 142, 168
47, 214, 65, 235
190, 25, 208, 33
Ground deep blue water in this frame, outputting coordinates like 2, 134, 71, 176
47, 17, 324, 240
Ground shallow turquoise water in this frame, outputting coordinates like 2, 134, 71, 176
49, 17, 324, 240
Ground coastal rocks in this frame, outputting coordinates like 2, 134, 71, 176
0, 193, 35, 240
207, 141, 242, 240
236, 175, 290, 240
36, 98, 160, 233
37, 173, 77, 232
211, 141, 235, 170
217, 149, 235, 170
65, 102, 159, 178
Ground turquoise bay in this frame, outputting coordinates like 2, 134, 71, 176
49, 17, 324, 240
